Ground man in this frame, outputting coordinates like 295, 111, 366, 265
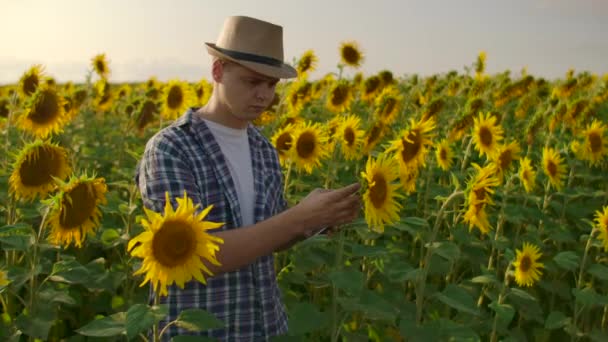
136, 16, 360, 341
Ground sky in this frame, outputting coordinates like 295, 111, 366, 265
1, 0, 607, 85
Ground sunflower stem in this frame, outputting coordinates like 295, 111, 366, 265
415, 190, 464, 324
489, 264, 512, 342
153, 291, 161, 342
331, 229, 347, 342
460, 136, 473, 172
572, 226, 596, 340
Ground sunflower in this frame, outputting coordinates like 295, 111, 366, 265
578, 120, 608, 166
363, 121, 386, 155
161, 80, 194, 120
474, 51, 487, 80
0, 97, 10, 119
9, 140, 71, 201
0, 270, 9, 287
399, 167, 419, 195
287, 79, 312, 114
291, 122, 329, 173
325, 116, 343, 154
512, 242, 544, 287
91, 53, 110, 79
94, 79, 113, 112
542, 147, 567, 191
128, 192, 224, 296
252, 110, 276, 127
361, 154, 403, 233
472, 111, 503, 158
193, 79, 213, 107
463, 164, 500, 235
594, 206, 608, 251
116, 84, 132, 100
435, 139, 454, 171
518, 157, 536, 193
48, 175, 107, 248
339, 41, 364, 68
338, 115, 364, 160
490, 141, 522, 183
18, 65, 45, 97
326, 80, 353, 114
16, 83, 68, 138
361, 76, 382, 103
374, 87, 403, 125
387, 117, 436, 170
271, 123, 295, 165
136, 99, 159, 132
296, 50, 318, 78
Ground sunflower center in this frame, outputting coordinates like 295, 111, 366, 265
0, 99, 9, 118
400, 131, 422, 164
19, 146, 63, 187
23, 75, 39, 96
95, 60, 106, 74
167, 86, 184, 109
474, 187, 486, 202
365, 78, 380, 95
589, 132, 602, 153
440, 148, 448, 161
479, 126, 493, 147
382, 98, 397, 117
299, 57, 312, 73
342, 46, 361, 65
29, 90, 60, 125
499, 149, 512, 170
366, 125, 382, 146
547, 161, 557, 177
152, 220, 196, 267
276, 133, 293, 153
138, 100, 157, 129
519, 256, 532, 272
369, 173, 387, 208
296, 132, 316, 159
331, 86, 349, 107
59, 183, 98, 229
344, 127, 355, 146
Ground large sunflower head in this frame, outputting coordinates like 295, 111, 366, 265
9, 140, 71, 202
296, 50, 318, 78
271, 123, 295, 165
361, 154, 403, 233
388, 117, 436, 170
472, 111, 504, 158
91, 53, 110, 79
518, 157, 536, 193
161, 80, 194, 120
594, 206, 608, 252
48, 175, 107, 248
490, 141, 522, 183
512, 242, 544, 287
578, 120, 608, 166
338, 115, 365, 160
326, 80, 353, 114
339, 41, 364, 68
542, 147, 567, 191
16, 83, 68, 138
128, 191, 224, 296
291, 122, 329, 174
374, 87, 403, 124
18, 65, 45, 98
435, 139, 454, 171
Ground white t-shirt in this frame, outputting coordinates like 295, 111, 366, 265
203, 119, 255, 227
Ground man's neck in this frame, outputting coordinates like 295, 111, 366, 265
196, 97, 249, 130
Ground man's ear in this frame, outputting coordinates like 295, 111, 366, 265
212, 59, 224, 82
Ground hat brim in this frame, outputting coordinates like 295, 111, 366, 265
205, 43, 297, 79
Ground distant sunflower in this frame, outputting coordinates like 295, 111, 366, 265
252, 110, 275, 127
518, 157, 537, 193
193, 79, 213, 107
363, 121, 386, 154
1, 97, 10, 119
361, 76, 382, 103
18, 65, 45, 97
594, 206, 608, 251
325, 116, 343, 153
9, 140, 71, 201
287, 79, 312, 114
94, 79, 113, 112
338, 115, 364, 160
91, 53, 110, 79
542, 147, 567, 191
291, 122, 329, 173
48, 175, 107, 248
474, 51, 487, 80
463, 164, 500, 235
116, 84, 132, 99
296, 50, 318, 78
490, 141, 522, 183
271, 123, 295, 166
579, 120, 608, 166
136, 99, 159, 132
161, 80, 193, 120
339, 41, 364, 68
512, 242, 544, 287
361, 154, 403, 233
16, 84, 67, 138
388, 117, 436, 170
374, 87, 403, 124
399, 167, 419, 195
472, 112, 503, 158
128, 191, 224, 296
326, 80, 353, 114
435, 139, 454, 171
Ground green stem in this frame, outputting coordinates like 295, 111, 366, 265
331, 229, 347, 342
572, 227, 596, 340
490, 265, 512, 342
153, 291, 161, 342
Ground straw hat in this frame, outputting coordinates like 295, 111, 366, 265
205, 16, 297, 79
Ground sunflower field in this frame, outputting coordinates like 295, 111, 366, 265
1, 47, 608, 342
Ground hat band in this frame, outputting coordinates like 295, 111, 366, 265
214, 46, 284, 67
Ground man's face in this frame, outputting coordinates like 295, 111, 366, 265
217, 61, 279, 122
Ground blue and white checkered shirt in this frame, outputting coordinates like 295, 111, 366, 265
135, 108, 289, 341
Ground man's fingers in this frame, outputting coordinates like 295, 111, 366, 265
329, 183, 360, 199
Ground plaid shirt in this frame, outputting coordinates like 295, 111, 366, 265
135, 108, 289, 341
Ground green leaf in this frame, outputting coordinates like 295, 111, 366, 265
50, 259, 90, 284
545, 310, 570, 330
358, 290, 399, 321
385, 261, 414, 283
470, 274, 498, 284
349, 243, 386, 257
434, 285, 480, 316
587, 264, 608, 281
15, 306, 55, 340
509, 288, 537, 302
288, 303, 329, 335
100, 228, 121, 246
573, 288, 608, 308
38, 287, 78, 306
553, 251, 580, 271
489, 301, 515, 329
172, 336, 218, 342
175, 309, 224, 332
0, 223, 35, 251
402, 217, 430, 228
328, 269, 365, 295
428, 241, 460, 260
125, 304, 168, 340
76, 312, 126, 337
